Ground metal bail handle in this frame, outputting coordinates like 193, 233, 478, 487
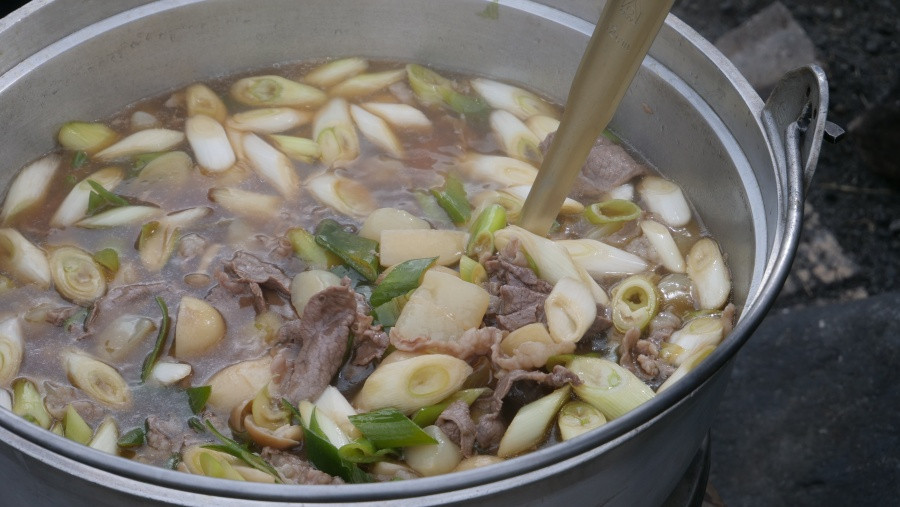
761, 65, 836, 193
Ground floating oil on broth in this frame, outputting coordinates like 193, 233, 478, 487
0, 57, 734, 483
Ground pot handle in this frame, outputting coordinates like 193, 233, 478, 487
761, 65, 840, 193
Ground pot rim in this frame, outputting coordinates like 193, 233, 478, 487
0, 0, 803, 501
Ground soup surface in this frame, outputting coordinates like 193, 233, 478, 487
0, 58, 735, 483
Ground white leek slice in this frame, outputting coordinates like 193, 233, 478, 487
525, 115, 560, 141
0, 388, 11, 411
150, 361, 192, 385
640, 220, 686, 273
64, 351, 132, 409
361, 102, 432, 131
605, 183, 635, 202
131, 111, 160, 130
0, 228, 51, 288
314, 385, 361, 439
471, 78, 557, 120
49, 246, 106, 305
297, 400, 351, 448
185, 114, 235, 173
497, 385, 570, 458
230, 75, 327, 108
313, 98, 359, 167
568, 356, 654, 420
545, 277, 597, 344
242, 133, 300, 197
76, 206, 162, 228
51, 166, 124, 228
165, 206, 212, 227
95, 129, 185, 160
355, 353, 472, 414
304, 57, 369, 88
657, 345, 716, 393
228, 107, 311, 134
637, 176, 691, 227
557, 400, 606, 441
268, 135, 321, 163
0, 317, 24, 385
404, 426, 462, 476
686, 238, 731, 310
185, 83, 227, 122
358, 207, 430, 241
460, 154, 538, 187
209, 187, 282, 219
306, 172, 376, 218
668, 316, 725, 365
89, 417, 119, 455
379, 229, 467, 267
57, 123, 118, 154
331, 69, 407, 98
0, 154, 61, 224
558, 238, 649, 277
136, 151, 194, 186
490, 109, 542, 165
349, 104, 403, 158
494, 225, 608, 305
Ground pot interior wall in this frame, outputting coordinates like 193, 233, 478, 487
0, 0, 763, 309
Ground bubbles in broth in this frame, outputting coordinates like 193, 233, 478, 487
0, 58, 735, 483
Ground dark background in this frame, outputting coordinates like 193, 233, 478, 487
2, 1, 898, 506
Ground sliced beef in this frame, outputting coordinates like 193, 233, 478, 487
473, 366, 581, 452
225, 251, 292, 296
44, 305, 81, 328
541, 132, 646, 201
83, 281, 169, 336
436, 400, 477, 457
207, 269, 268, 315
391, 326, 503, 360
491, 335, 575, 371
41, 380, 103, 422
619, 311, 681, 388
271, 283, 357, 403
260, 447, 344, 485
350, 291, 389, 366
140, 415, 208, 463
484, 240, 553, 333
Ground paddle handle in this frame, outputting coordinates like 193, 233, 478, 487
518, 0, 675, 235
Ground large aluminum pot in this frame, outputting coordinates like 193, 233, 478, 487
0, 0, 828, 505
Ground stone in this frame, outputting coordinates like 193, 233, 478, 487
713, 2, 819, 97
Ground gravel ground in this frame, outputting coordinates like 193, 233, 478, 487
673, 0, 900, 308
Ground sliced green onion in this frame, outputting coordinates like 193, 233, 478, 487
140, 296, 170, 383
72, 151, 88, 168
458, 255, 487, 284
187, 385, 212, 414
315, 219, 380, 282
85, 180, 129, 216
557, 400, 606, 441
12, 378, 51, 429
467, 204, 506, 258
57, 122, 118, 154
188, 416, 206, 432
370, 257, 436, 307
611, 275, 659, 332
406, 64, 489, 116
348, 408, 437, 449
93, 248, 119, 276
117, 425, 147, 448
202, 420, 282, 483
567, 357, 655, 420
283, 400, 370, 484
413, 190, 451, 224
371, 293, 408, 327
337, 438, 397, 463
287, 227, 341, 270
410, 388, 487, 427
63, 404, 93, 445
431, 174, 471, 225
584, 199, 641, 226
